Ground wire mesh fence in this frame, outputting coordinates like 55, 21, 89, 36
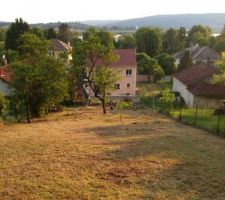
140, 96, 225, 137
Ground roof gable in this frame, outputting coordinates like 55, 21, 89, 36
173, 45, 220, 61
49, 39, 72, 52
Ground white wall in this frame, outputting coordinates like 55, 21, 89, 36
0, 79, 11, 96
172, 77, 194, 107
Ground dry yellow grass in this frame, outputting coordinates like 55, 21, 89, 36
0, 106, 225, 200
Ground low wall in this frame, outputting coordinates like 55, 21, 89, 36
136, 75, 148, 83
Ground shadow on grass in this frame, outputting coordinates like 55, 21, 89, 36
83, 121, 225, 199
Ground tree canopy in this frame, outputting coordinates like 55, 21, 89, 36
177, 50, 193, 71
154, 53, 176, 75
137, 54, 164, 82
58, 23, 72, 43
9, 33, 68, 123
135, 27, 162, 57
188, 25, 212, 46
5, 18, 30, 50
115, 34, 136, 49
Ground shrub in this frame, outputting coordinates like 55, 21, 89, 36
0, 93, 7, 115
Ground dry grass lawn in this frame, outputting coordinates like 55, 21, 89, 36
0, 107, 225, 200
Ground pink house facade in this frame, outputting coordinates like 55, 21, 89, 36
84, 49, 137, 98
109, 49, 137, 97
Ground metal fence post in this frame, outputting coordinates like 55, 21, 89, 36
217, 106, 221, 135
152, 96, 155, 112
179, 102, 182, 121
160, 99, 163, 113
194, 104, 198, 127
168, 102, 171, 115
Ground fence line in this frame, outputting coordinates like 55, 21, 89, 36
141, 96, 225, 137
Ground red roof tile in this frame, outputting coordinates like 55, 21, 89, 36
174, 64, 225, 97
95, 49, 136, 67
189, 83, 225, 96
109, 49, 136, 67
174, 64, 220, 86
0, 65, 12, 82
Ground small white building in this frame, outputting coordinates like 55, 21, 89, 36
173, 64, 225, 108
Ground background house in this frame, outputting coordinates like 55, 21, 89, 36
48, 39, 72, 61
85, 49, 137, 98
173, 45, 220, 66
172, 64, 225, 108
109, 49, 137, 97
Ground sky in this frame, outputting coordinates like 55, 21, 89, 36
1, 0, 225, 23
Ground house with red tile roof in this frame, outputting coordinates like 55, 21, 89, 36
0, 65, 12, 96
85, 49, 137, 98
172, 64, 225, 108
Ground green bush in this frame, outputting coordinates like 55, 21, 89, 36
117, 101, 133, 110
0, 93, 7, 115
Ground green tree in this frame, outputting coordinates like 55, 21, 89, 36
73, 28, 118, 114
211, 53, 225, 85
188, 25, 211, 46
163, 28, 178, 54
154, 53, 176, 75
58, 23, 72, 43
0, 28, 6, 42
93, 66, 119, 114
115, 34, 136, 49
178, 50, 193, 71
135, 27, 162, 57
10, 33, 67, 123
17, 32, 48, 65
46, 27, 58, 40
138, 55, 164, 82
30, 27, 44, 39
176, 27, 188, 50
5, 18, 30, 50
213, 32, 225, 52
0, 93, 7, 115
5, 50, 19, 64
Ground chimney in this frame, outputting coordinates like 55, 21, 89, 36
2, 55, 7, 65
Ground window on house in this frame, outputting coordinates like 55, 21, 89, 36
127, 83, 130, 88
114, 83, 120, 89
126, 69, 132, 76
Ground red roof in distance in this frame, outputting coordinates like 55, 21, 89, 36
109, 49, 136, 67
95, 49, 136, 67
174, 64, 220, 86
0, 65, 12, 82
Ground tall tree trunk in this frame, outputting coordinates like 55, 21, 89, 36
101, 98, 106, 114
25, 100, 31, 124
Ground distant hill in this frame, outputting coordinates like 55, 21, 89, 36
1, 13, 225, 32
103, 13, 225, 32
